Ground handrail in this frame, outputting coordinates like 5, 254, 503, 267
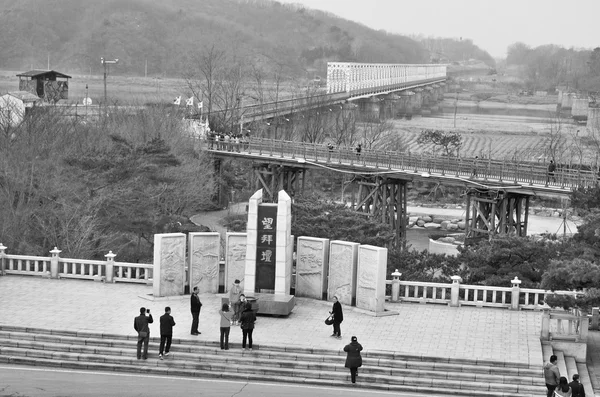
208, 137, 599, 191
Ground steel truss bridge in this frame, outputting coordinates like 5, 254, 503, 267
207, 137, 598, 247
235, 62, 447, 123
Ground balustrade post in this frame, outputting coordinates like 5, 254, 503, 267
391, 269, 402, 302
450, 275, 461, 307
105, 251, 116, 283
510, 276, 522, 310
0, 243, 6, 276
579, 316, 589, 342
49, 247, 61, 279
540, 308, 550, 340
591, 307, 599, 331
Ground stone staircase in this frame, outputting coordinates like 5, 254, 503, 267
541, 342, 596, 397
0, 325, 548, 396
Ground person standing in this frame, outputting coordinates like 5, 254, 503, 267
219, 303, 233, 350
547, 160, 556, 183
544, 354, 561, 397
330, 296, 343, 339
554, 376, 572, 397
190, 286, 202, 335
355, 143, 362, 159
471, 156, 479, 178
158, 306, 175, 359
568, 374, 585, 397
229, 280, 242, 325
343, 336, 363, 384
239, 302, 256, 351
133, 307, 153, 360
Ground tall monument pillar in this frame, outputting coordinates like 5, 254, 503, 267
243, 189, 295, 315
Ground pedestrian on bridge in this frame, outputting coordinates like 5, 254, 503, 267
327, 142, 334, 162
547, 160, 556, 183
471, 156, 479, 178
134, 307, 153, 360
355, 143, 362, 160
343, 336, 363, 384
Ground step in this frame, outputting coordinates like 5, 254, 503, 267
0, 326, 548, 397
0, 330, 543, 380
576, 361, 596, 397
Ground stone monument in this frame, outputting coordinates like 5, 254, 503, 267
328, 240, 359, 306
356, 244, 388, 313
225, 232, 247, 291
188, 232, 220, 294
244, 189, 295, 315
153, 233, 186, 297
296, 237, 329, 300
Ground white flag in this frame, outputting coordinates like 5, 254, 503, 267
186, 96, 194, 107
198, 101, 203, 109
173, 96, 181, 105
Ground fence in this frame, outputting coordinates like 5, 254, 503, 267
1, 245, 597, 337
208, 137, 599, 190
0, 244, 152, 284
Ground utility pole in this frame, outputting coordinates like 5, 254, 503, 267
100, 57, 119, 105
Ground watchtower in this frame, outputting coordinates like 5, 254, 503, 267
16, 70, 71, 103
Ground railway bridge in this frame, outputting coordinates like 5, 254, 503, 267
233, 62, 448, 125
206, 138, 597, 248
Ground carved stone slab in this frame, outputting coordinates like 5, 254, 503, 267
188, 232, 220, 294
226, 233, 247, 292
296, 237, 329, 299
153, 233, 186, 297
356, 245, 388, 313
328, 240, 359, 306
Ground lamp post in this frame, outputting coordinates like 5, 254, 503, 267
100, 57, 119, 105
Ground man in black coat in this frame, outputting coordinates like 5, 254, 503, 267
190, 286, 202, 335
330, 295, 344, 339
133, 307, 153, 360
159, 306, 175, 359
569, 374, 585, 397
344, 336, 363, 384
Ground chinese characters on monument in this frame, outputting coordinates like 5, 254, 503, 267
255, 204, 277, 291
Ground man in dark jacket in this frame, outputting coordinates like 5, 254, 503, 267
159, 306, 175, 359
569, 374, 585, 397
134, 307, 153, 360
190, 286, 202, 335
330, 296, 343, 339
343, 336, 363, 384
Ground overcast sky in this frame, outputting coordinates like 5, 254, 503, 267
276, 0, 598, 58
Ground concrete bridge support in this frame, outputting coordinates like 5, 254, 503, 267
253, 163, 305, 202
383, 94, 400, 119
465, 189, 530, 240
358, 96, 381, 121
397, 91, 415, 119
352, 176, 408, 248
413, 88, 423, 116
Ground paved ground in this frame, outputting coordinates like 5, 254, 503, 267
1, 276, 543, 368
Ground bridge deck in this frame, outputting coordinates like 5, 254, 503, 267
206, 138, 598, 196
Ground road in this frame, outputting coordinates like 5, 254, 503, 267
0, 365, 441, 397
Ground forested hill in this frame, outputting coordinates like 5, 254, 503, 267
0, 0, 427, 77
0, 0, 494, 78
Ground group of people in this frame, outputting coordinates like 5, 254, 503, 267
544, 354, 586, 396
132, 281, 257, 360
208, 131, 250, 152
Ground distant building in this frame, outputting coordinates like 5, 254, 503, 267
16, 70, 71, 103
0, 91, 41, 127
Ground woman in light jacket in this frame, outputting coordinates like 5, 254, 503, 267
218, 303, 233, 350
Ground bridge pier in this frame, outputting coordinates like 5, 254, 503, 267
412, 88, 423, 116
253, 163, 305, 202
353, 176, 408, 248
465, 189, 530, 240
358, 96, 381, 121
383, 94, 400, 119
397, 91, 415, 119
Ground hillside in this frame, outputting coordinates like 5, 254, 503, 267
0, 0, 430, 77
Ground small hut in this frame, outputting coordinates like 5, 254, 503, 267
16, 70, 71, 103
0, 91, 41, 127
